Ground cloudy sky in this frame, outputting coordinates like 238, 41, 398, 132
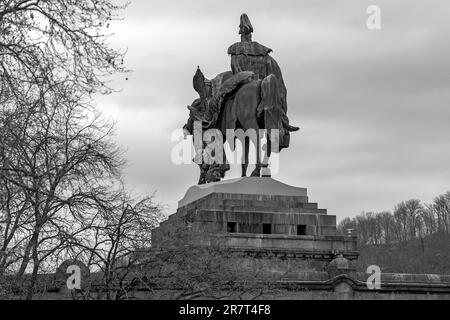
97, 0, 450, 220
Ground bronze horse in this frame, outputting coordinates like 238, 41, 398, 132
183, 68, 298, 184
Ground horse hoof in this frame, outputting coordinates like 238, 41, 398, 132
250, 171, 261, 177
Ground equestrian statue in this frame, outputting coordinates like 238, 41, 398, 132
183, 14, 299, 184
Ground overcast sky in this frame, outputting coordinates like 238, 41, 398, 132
97, 0, 450, 220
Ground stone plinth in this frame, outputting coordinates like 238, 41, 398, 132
152, 177, 358, 264
178, 177, 307, 207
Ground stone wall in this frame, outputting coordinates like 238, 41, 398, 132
21, 269, 450, 300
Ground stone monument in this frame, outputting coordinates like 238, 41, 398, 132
152, 177, 359, 265
152, 14, 358, 270
21, 14, 450, 301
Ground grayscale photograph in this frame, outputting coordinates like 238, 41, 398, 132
1, 0, 450, 310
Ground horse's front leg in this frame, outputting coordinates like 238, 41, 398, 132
198, 164, 207, 184
261, 131, 271, 177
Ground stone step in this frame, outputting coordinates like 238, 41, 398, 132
179, 193, 310, 211
178, 177, 309, 208
202, 199, 318, 212
195, 209, 335, 226
177, 199, 322, 216
222, 199, 318, 209
209, 198, 317, 209
225, 206, 327, 215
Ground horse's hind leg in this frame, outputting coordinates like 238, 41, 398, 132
250, 126, 261, 177
241, 137, 249, 177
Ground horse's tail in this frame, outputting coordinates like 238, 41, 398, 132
258, 74, 292, 150
257, 74, 279, 120
258, 74, 284, 136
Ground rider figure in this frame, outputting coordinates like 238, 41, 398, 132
228, 13, 299, 147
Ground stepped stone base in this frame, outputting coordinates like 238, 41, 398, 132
152, 177, 359, 264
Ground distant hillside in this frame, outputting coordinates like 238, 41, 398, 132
355, 233, 450, 275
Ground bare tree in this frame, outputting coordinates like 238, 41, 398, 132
65, 194, 164, 300
393, 203, 409, 242
430, 192, 450, 234
0, 0, 128, 103
64, 216, 286, 300
394, 199, 423, 239
0, 0, 131, 299
0, 81, 129, 298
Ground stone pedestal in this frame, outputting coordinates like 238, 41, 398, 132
152, 177, 358, 263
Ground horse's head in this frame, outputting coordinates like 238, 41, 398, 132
183, 98, 204, 136
183, 67, 212, 136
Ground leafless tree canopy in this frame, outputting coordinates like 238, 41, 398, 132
0, 1, 169, 300
0, 0, 128, 101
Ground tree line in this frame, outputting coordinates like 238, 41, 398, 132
338, 192, 450, 246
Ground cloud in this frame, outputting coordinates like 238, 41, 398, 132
97, 0, 450, 219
